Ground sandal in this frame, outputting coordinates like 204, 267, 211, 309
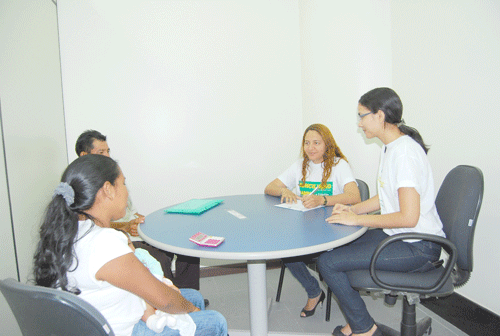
300, 291, 325, 318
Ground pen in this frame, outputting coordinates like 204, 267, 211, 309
309, 186, 319, 195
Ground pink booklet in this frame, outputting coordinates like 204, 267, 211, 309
189, 232, 225, 247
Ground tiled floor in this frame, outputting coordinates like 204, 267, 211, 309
199, 267, 469, 335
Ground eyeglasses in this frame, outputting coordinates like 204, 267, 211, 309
357, 111, 374, 121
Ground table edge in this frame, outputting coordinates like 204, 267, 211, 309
138, 225, 367, 261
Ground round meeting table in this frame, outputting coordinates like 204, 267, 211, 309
139, 194, 367, 336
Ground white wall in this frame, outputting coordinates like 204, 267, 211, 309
0, 104, 18, 336
58, 0, 304, 216
391, 0, 500, 315
0, 1, 68, 334
298, 0, 392, 192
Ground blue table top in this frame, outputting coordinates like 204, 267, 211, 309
139, 194, 367, 261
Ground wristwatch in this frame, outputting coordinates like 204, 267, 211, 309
323, 196, 327, 206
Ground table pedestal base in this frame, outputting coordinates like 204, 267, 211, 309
247, 260, 268, 336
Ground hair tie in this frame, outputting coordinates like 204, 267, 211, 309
396, 119, 406, 127
53, 182, 75, 206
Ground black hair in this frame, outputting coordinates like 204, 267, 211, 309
33, 154, 120, 293
75, 130, 107, 156
359, 87, 429, 153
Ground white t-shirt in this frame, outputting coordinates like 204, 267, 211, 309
278, 158, 356, 196
378, 136, 445, 237
67, 220, 144, 336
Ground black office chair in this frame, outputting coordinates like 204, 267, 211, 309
0, 278, 114, 336
275, 179, 370, 321
346, 165, 484, 336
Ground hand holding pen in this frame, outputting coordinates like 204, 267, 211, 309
300, 186, 321, 208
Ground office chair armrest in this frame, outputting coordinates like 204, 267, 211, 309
369, 233, 458, 294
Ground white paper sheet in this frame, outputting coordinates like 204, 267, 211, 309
274, 200, 324, 212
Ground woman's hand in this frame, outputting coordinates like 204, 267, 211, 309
280, 188, 298, 204
265, 179, 298, 203
301, 194, 322, 208
326, 205, 358, 225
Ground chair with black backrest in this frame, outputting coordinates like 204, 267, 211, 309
0, 278, 114, 336
345, 165, 483, 336
275, 178, 370, 321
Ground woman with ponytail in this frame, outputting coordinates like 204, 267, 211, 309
317, 88, 444, 336
33, 154, 227, 336
265, 123, 361, 318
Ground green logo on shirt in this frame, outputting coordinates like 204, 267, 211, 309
299, 182, 332, 196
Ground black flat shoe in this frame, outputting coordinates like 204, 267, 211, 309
300, 290, 325, 318
332, 325, 351, 336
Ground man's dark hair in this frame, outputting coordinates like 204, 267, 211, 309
75, 130, 107, 156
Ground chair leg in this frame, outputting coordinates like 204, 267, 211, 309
400, 298, 432, 336
376, 298, 433, 336
415, 317, 432, 336
326, 287, 332, 321
276, 262, 286, 302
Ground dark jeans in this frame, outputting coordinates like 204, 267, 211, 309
283, 254, 323, 299
317, 229, 441, 334
133, 241, 201, 290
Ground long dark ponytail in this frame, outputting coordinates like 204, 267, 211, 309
33, 154, 120, 293
359, 87, 429, 154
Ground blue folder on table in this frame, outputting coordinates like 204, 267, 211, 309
165, 199, 224, 215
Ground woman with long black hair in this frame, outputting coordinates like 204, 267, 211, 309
33, 154, 227, 336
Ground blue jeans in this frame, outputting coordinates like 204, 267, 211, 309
132, 288, 228, 336
283, 255, 322, 299
317, 229, 441, 334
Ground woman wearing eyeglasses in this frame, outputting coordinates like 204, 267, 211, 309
317, 88, 445, 336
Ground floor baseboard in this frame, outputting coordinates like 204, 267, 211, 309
421, 293, 500, 336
